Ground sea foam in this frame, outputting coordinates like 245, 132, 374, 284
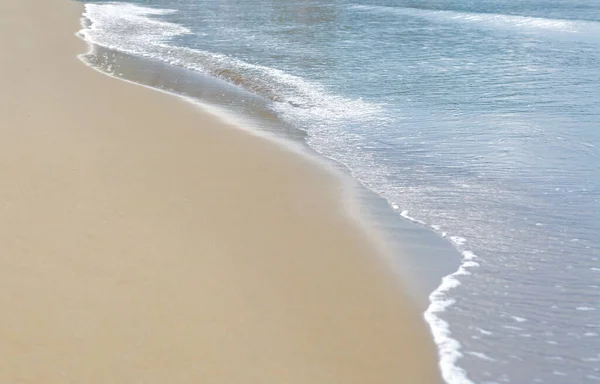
80, 2, 381, 129
393, 207, 482, 384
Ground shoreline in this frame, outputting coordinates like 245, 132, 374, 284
80, 41, 462, 307
0, 0, 442, 382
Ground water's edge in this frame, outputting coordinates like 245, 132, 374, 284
77, 0, 600, 382
77, 11, 469, 384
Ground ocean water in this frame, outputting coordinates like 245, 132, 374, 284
77, 0, 600, 383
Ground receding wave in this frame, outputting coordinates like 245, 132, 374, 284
349, 4, 600, 36
80, 2, 381, 125
399, 210, 479, 384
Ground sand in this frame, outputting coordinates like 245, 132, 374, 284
0, 0, 441, 382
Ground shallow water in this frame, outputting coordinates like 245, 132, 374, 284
78, 1, 600, 383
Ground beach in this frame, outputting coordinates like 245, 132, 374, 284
0, 1, 441, 383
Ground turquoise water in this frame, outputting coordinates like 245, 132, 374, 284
78, 1, 600, 383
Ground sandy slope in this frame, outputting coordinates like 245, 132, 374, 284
0, 1, 441, 382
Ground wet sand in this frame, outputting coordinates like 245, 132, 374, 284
0, 1, 441, 382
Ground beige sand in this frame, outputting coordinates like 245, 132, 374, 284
0, 1, 441, 383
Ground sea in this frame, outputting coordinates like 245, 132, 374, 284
76, 0, 600, 383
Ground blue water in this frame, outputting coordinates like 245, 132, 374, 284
78, 1, 600, 383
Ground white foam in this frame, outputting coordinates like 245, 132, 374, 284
80, 3, 191, 52
511, 316, 527, 323
450, 236, 466, 246
399, 210, 427, 225
466, 351, 496, 362
502, 325, 524, 331
80, 3, 382, 131
576, 307, 597, 311
394, 211, 484, 384
582, 355, 600, 363
424, 236, 480, 384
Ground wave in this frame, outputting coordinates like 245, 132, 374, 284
80, 2, 381, 126
398, 209, 479, 384
349, 4, 600, 36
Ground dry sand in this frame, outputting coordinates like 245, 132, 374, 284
0, 0, 441, 382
